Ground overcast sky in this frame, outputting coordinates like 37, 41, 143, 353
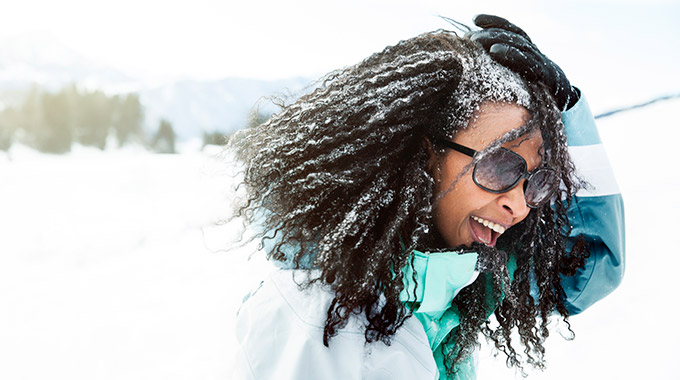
1, 0, 678, 109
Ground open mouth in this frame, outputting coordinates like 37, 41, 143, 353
469, 215, 507, 247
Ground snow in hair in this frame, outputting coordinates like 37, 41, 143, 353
447, 46, 531, 134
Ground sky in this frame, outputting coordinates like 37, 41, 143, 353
2, 0, 678, 87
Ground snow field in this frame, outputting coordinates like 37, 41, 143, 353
0, 144, 273, 379
1, 99, 678, 379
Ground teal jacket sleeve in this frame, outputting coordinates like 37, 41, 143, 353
560, 92, 626, 315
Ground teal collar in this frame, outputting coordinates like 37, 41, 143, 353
400, 249, 480, 350
400, 248, 518, 351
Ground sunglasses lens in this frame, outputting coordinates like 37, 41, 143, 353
474, 149, 525, 191
525, 169, 557, 207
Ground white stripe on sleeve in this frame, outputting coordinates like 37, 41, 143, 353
568, 144, 620, 197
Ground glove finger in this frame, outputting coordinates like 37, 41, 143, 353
547, 61, 572, 109
492, 45, 572, 110
471, 29, 547, 79
473, 14, 532, 42
469, 29, 538, 55
489, 43, 545, 82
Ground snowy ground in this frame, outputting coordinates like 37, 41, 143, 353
0, 143, 274, 379
2, 99, 679, 379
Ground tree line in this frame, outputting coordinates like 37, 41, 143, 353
0, 85, 177, 154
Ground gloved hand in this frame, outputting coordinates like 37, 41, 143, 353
467, 14, 579, 111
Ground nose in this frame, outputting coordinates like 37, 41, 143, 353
497, 180, 530, 220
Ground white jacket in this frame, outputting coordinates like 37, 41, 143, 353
231, 269, 438, 380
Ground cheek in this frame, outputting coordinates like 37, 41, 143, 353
435, 165, 486, 207
432, 176, 489, 245
436, 179, 487, 218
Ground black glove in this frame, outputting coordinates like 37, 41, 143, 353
467, 14, 578, 111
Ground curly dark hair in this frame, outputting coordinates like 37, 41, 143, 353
229, 30, 588, 376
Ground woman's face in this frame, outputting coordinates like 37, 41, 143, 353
431, 102, 543, 248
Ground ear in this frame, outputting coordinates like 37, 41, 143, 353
421, 137, 440, 182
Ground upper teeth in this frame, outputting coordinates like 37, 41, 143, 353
471, 216, 506, 234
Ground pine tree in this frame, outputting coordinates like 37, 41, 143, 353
74, 89, 112, 149
151, 119, 176, 153
113, 93, 144, 146
0, 107, 18, 152
39, 90, 73, 153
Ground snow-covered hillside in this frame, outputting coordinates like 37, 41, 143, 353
1, 99, 677, 379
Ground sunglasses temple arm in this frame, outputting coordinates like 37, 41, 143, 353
438, 140, 478, 158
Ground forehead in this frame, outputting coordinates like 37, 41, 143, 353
455, 102, 532, 146
454, 102, 544, 167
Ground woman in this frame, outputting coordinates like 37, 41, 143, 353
229, 15, 624, 380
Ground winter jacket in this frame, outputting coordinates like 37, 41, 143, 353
231, 93, 625, 380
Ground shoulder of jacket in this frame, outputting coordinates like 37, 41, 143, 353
264, 269, 349, 329
272, 270, 437, 375
235, 269, 438, 379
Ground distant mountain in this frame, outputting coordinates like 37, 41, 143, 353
139, 77, 313, 140
0, 31, 138, 92
0, 32, 313, 140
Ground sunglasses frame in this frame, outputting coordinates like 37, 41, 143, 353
434, 138, 556, 208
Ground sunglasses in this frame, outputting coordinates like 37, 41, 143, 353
435, 139, 557, 208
